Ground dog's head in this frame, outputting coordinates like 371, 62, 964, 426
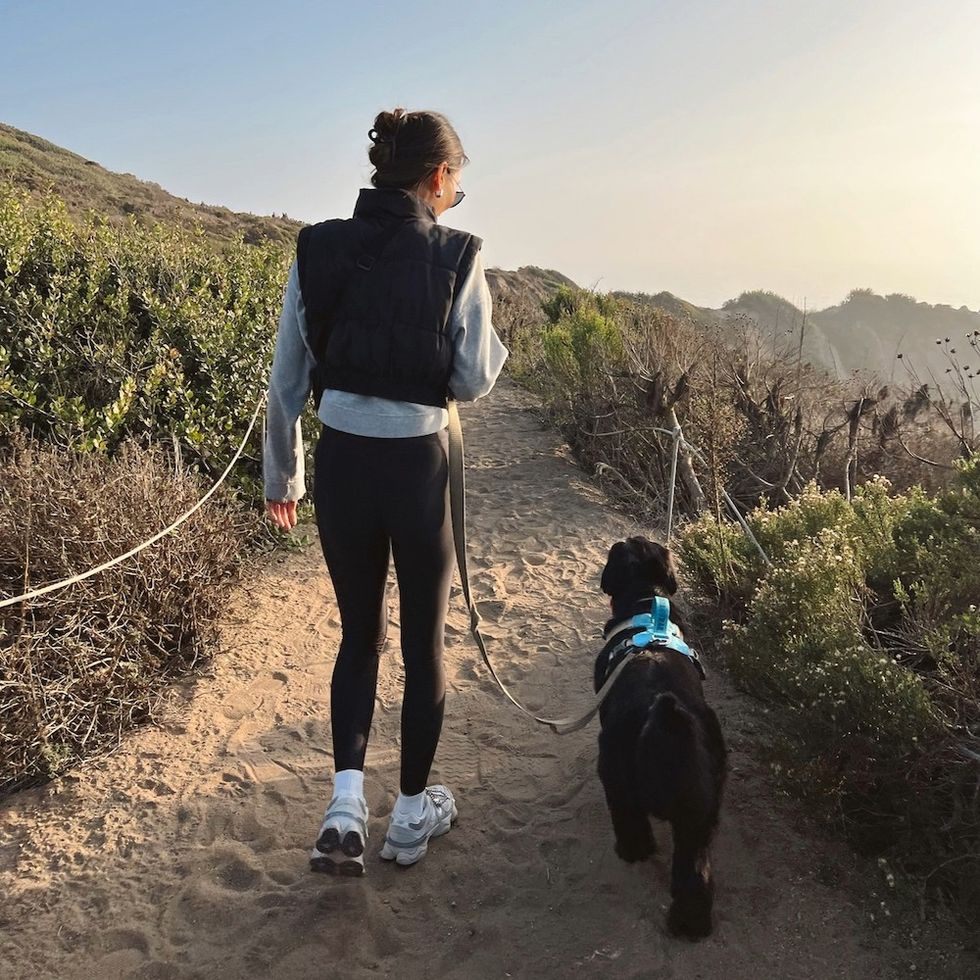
600, 536, 677, 607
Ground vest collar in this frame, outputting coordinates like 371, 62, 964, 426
353, 187, 437, 224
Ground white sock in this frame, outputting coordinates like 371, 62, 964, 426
392, 790, 426, 821
331, 769, 364, 801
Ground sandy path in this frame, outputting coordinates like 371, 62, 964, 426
0, 379, 973, 980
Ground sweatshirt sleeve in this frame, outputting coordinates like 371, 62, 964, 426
448, 250, 509, 402
263, 260, 315, 502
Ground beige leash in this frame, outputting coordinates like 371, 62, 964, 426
446, 400, 636, 735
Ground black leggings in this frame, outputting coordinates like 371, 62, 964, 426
313, 424, 454, 796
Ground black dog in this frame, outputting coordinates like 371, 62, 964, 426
595, 536, 727, 938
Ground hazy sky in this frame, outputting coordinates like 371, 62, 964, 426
3, 0, 978, 310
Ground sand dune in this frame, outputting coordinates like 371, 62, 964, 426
0, 380, 973, 979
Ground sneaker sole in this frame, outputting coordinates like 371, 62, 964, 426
316, 827, 365, 857
310, 852, 365, 877
379, 806, 458, 867
311, 827, 366, 877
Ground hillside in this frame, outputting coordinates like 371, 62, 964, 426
723, 289, 980, 385
616, 286, 980, 386
484, 264, 579, 303
0, 122, 577, 303
0, 122, 304, 246
4, 119, 976, 382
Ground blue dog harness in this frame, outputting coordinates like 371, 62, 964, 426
602, 596, 705, 680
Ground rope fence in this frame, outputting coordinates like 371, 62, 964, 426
601, 422, 772, 566
1, 393, 768, 613
0, 391, 267, 611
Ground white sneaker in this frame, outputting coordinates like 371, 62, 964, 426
379, 785, 458, 867
310, 795, 369, 876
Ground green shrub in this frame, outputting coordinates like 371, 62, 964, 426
541, 284, 579, 324
673, 512, 754, 611
541, 304, 623, 390
678, 480, 978, 921
0, 184, 299, 795
889, 459, 980, 664
0, 182, 295, 495
724, 525, 934, 747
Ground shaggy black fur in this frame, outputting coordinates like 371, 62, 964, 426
594, 536, 727, 939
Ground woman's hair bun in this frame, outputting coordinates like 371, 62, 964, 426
368, 108, 410, 167
369, 108, 407, 144
367, 107, 467, 190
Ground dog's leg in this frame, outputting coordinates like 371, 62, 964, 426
598, 755, 656, 863
605, 787, 656, 864
667, 823, 714, 939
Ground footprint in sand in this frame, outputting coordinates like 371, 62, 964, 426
214, 853, 265, 892
133, 961, 200, 980
100, 927, 150, 955
214, 672, 287, 726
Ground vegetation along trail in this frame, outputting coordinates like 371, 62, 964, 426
1, 381, 974, 980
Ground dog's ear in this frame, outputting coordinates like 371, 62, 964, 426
602, 537, 679, 598
642, 540, 678, 596
623, 536, 678, 596
600, 540, 632, 596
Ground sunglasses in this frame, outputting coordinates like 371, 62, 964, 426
447, 171, 465, 208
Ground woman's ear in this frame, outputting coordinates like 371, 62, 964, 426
434, 161, 450, 195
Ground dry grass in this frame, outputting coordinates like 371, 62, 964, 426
504, 294, 966, 528
0, 432, 257, 794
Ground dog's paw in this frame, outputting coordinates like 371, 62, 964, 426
614, 835, 656, 863
667, 896, 713, 940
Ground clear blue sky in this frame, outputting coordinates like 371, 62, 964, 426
3, 0, 978, 309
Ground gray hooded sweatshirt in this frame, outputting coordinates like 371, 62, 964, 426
263, 247, 508, 502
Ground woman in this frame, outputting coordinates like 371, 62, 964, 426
263, 108, 508, 876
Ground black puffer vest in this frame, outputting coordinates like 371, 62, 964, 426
296, 187, 482, 409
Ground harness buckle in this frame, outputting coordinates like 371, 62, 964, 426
604, 596, 708, 682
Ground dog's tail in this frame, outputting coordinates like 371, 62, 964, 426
636, 692, 697, 816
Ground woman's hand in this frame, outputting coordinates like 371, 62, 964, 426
266, 499, 298, 531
